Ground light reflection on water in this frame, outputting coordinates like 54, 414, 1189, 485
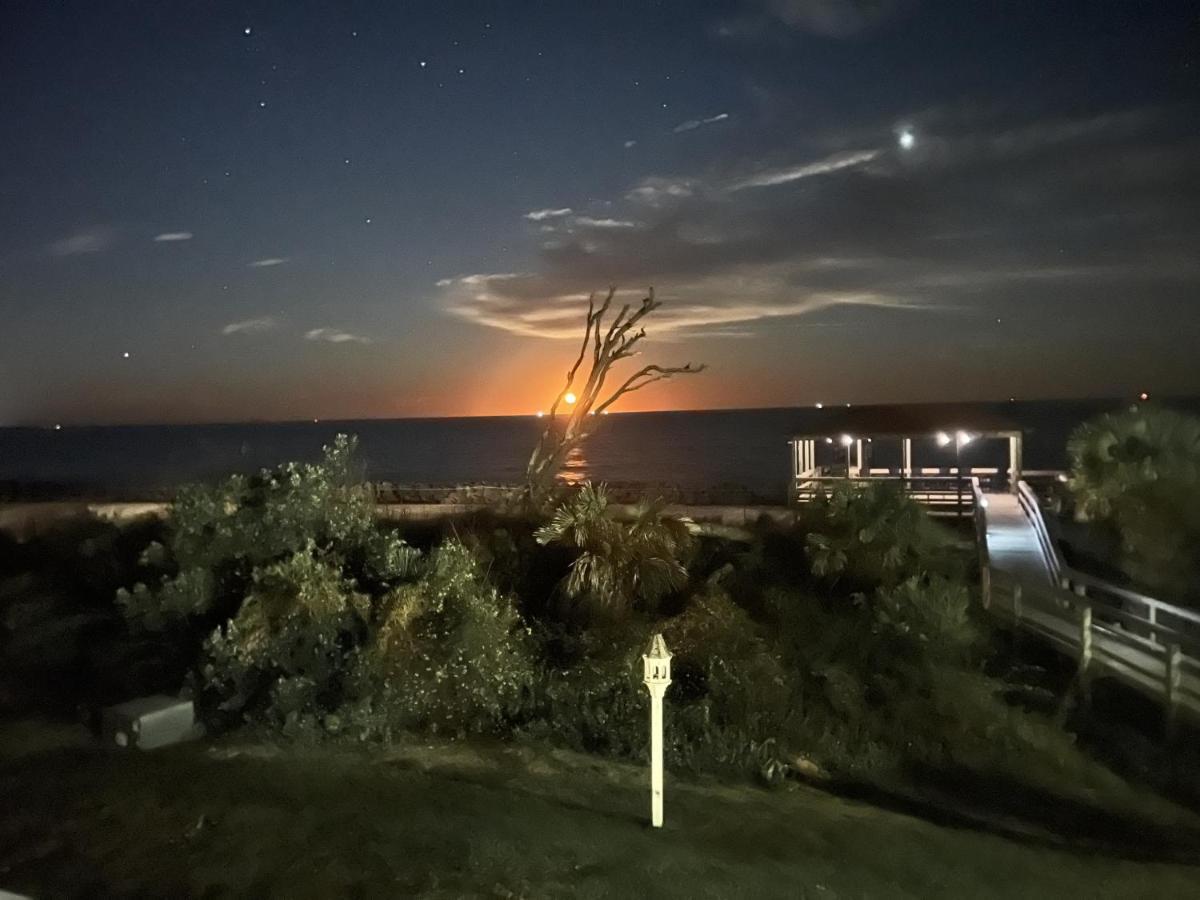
557, 444, 590, 485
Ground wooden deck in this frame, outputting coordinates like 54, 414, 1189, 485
979, 484, 1200, 729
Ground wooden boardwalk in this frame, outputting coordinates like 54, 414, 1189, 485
979, 483, 1200, 728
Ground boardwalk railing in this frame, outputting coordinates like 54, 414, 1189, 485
793, 468, 997, 516
983, 481, 1200, 729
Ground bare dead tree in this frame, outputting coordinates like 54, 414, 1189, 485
524, 287, 706, 507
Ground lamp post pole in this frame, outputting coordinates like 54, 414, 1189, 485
956, 438, 963, 520
642, 634, 672, 828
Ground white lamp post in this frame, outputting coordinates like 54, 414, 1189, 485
642, 633, 672, 828
840, 434, 854, 479
938, 430, 975, 518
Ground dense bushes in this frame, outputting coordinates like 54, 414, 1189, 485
800, 482, 964, 589
114, 441, 1097, 793
118, 436, 532, 738
346, 541, 535, 738
1067, 405, 1200, 603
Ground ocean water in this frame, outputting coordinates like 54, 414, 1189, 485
0, 400, 1188, 501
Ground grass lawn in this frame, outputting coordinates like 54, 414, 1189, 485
3, 720, 1200, 898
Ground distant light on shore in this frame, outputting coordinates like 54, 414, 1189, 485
536, 410, 544, 418
815, 402, 823, 409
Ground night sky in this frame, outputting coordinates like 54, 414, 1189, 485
2, 1, 1198, 426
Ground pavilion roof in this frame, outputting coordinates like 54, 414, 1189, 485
790, 402, 1024, 439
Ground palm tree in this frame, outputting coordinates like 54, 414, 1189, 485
1067, 405, 1200, 601
535, 483, 694, 611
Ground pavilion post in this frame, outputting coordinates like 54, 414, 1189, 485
902, 437, 912, 483
856, 439, 864, 477
1009, 434, 1023, 492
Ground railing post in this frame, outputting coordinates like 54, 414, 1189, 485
981, 564, 991, 610
1166, 643, 1182, 740
1078, 605, 1093, 709
1072, 582, 1086, 613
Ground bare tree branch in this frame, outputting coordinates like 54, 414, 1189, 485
595, 363, 707, 414
525, 287, 706, 507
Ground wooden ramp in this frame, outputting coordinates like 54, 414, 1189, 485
980, 484, 1200, 729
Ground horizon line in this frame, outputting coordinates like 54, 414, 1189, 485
1, 393, 1177, 430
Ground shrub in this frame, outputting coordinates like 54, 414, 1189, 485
534, 483, 694, 612
347, 540, 536, 738
524, 628, 650, 760
117, 435, 432, 729
801, 482, 963, 591
118, 434, 381, 631
202, 548, 370, 727
871, 576, 977, 668
1067, 405, 1200, 602
527, 588, 798, 783
663, 588, 798, 782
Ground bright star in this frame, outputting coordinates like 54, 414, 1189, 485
243, 27, 252, 36
122, 351, 131, 359
898, 128, 916, 150
419, 60, 427, 67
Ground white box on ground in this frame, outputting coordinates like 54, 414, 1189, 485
101, 695, 198, 750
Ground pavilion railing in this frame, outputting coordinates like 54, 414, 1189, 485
792, 467, 1002, 514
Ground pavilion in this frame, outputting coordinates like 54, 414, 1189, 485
789, 403, 1026, 513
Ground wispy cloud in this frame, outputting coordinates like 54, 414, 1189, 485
305, 327, 373, 344
729, 149, 880, 190
153, 231, 193, 242
524, 208, 573, 221
573, 216, 639, 229
673, 112, 730, 134
248, 257, 288, 268
626, 177, 696, 206
48, 226, 115, 256
439, 271, 924, 340
439, 103, 1198, 353
222, 316, 278, 335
